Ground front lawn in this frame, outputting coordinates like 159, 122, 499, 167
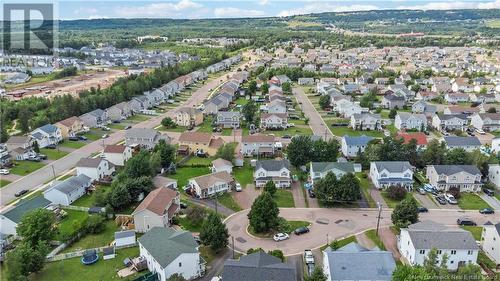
274, 189, 295, 208
234, 161, 253, 188
262, 126, 313, 137
10, 161, 45, 176
458, 193, 490, 210
82, 131, 105, 141
56, 209, 89, 241
329, 126, 384, 138
108, 123, 125, 130
169, 167, 210, 189
40, 148, 69, 160
30, 247, 141, 281
59, 140, 87, 149
61, 220, 118, 253
126, 114, 151, 122
0, 179, 11, 188
217, 193, 242, 212
381, 191, 413, 209
365, 229, 386, 250
158, 125, 188, 132
461, 226, 482, 241
356, 172, 376, 208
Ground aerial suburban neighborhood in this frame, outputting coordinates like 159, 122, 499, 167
0, 3, 499, 281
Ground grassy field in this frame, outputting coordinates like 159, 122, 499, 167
126, 114, 151, 122
56, 210, 89, 241
31, 247, 141, 281
181, 156, 214, 167
356, 173, 377, 208
0, 179, 12, 188
62, 220, 118, 253
274, 189, 295, 208
10, 160, 45, 176
72, 186, 111, 208
169, 167, 210, 189
329, 126, 384, 138
40, 148, 69, 160
263, 126, 313, 137
234, 161, 254, 188
59, 140, 87, 149
108, 123, 125, 130
461, 226, 483, 241
380, 191, 413, 209
458, 193, 490, 210
217, 193, 242, 212
365, 229, 386, 250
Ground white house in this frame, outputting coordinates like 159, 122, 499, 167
482, 222, 500, 266
488, 164, 500, 188
138, 227, 204, 281
211, 158, 233, 174
187, 171, 234, 199
260, 113, 288, 130
443, 136, 481, 152
254, 159, 291, 188
43, 174, 92, 205
309, 162, 359, 186
75, 158, 115, 181
132, 186, 180, 233
426, 165, 483, 192
341, 135, 374, 158
432, 114, 468, 132
395, 112, 427, 131
398, 221, 478, 271
369, 161, 414, 190
492, 138, 500, 155
102, 145, 133, 166
350, 114, 382, 131
470, 113, 500, 132
30, 124, 63, 148
241, 134, 275, 157
0, 196, 51, 235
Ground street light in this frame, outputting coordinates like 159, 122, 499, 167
376, 202, 382, 236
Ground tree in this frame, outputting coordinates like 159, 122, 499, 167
161, 117, 177, 128
388, 109, 397, 119
263, 181, 277, 197
17, 209, 56, 247
108, 183, 132, 210
242, 100, 258, 125
422, 139, 447, 166
456, 263, 485, 281
261, 83, 269, 94
282, 82, 291, 94
154, 139, 176, 168
487, 107, 497, 113
287, 135, 313, 167
386, 186, 407, 201
423, 248, 449, 278
446, 148, 471, 165
215, 143, 235, 162
248, 192, 279, 233
149, 151, 162, 172
391, 197, 418, 228
32, 140, 40, 153
18, 105, 32, 133
314, 172, 360, 206
247, 80, 257, 94
319, 95, 330, 109
167, 273, 187, 281
0, 120, 9, 143
304, 267, 327, 281
247, 247, 264, 254
5, 241, 49, 280
200, 212, 229, 253
392, 265, 428, 281
312, 139, 340, 162
185, 205, 207, 225
267, 249, 285, 262
121, 150, 152, 178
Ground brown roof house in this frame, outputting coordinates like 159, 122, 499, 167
178, 132, 224, 156
55, 116, 85, 138
187, 171, 234, 199
132, 186, 180, 233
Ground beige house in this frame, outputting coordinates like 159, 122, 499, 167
55, 116, 85, 138
178, 132, 224, 156
174, 107, 203, 127
426, 165, 483, 192
132, 186, 180, 233
187, 171, 234, 199
482, 222, 500, 266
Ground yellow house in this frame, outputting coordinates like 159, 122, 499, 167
178, 132, 224, 156
175, 107, 203, 127
55, 116, 85, 138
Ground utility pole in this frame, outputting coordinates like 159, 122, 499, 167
214, 193, 218, 215
376, 202, 382, 236
232, 236, 235, 259
326, 234, 329, 247
51, 165, 56, 179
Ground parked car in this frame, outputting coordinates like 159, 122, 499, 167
102, 127, 110, 131
68, 136, 79, 141
434, 195, 447, 205
294, 226, 310, 235
179, 202, 188, 209
418, 188, 426, 195
308, 189, 316, 198
124, 125, 132, 130
444, 193, 458, 204
457, 217, 476, 226
38, 154, 47, 160
273, 233, 289, 242
78, 135, 88, 141
101, 134, 109, 139
196, 151, 207, 158
0, 169, 10, 175
28, 156, 41, 162
282, 135, 291, 139
423, 184, 437, 195
479, 208, 495, 214
417, 206, 428, 213
303, 249, 314, 264
235, 183, 242, 192
14, 189, 29, 197
45, 144, 57, 149
483, 189, 495, 197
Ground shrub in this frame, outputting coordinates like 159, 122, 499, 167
277, 217, 291, 233
185, 205, 207, 225
386, 186, 407, 201
448, 186, 461, 199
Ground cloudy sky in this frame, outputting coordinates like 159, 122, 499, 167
3, 0, 500, 20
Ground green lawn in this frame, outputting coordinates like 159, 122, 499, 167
82, 131, 104, 141
169, 167, 210, 189
61, 220, 118, 253
178, 216, 204, 233
181, 156, 214, 167
234, 161, 254, 188
158, 125, 188, 132
329, 126, 384, 138
234, 98, 249, 106
40, 148, 69, 160
287, 221, 310, 233
478, 251, 496, 270
365, 229, 386, 250
264, 126, 313, 137
356, 173, 377, 208
59, 140, 87, 149
380, 191, 413, 209
126, 114, 151, 122
72, 185, 111, 208
274, 189, 295, 208
31, 247, 141, 281
458, 193, 490, 210
321, 235, 357, 251
56, 209, 89, 241
108, 123, 125, 130
10, 161, 45, 176
217, 193, 242, 212
0, 179, 11, 188
461, 226, 483, 241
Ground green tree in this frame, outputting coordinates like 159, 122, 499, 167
446, 148, 471, 165
319, 95, 330, 109
304, 267, 328, 281
261, 83, 269, 94
200, 212, 229, 253
154, 139, 176, 168
215, 143, 235, 162
267, 249, 285, 262
421, 139, 447, 166
424, 248, 449, 278
388, 109, 397, 119
5, 241, 49, 280
247, 247, 264, 254
167, 273, 187, 281
263, 181, 277, 197
248, 192, 279, 233
149, 151, 162, 172
487, 107, 496, 113
161, 117, 177, 128
314, 172, 360, 206
0, 120, 9, 143
108, 183, 132, 210
391, 197, 418, 228
17, 209, 56, 247
312, 139, 340, 162
32, 140, 40, 153
247, 80, 257, 94
185, 205, 207, 225
18, 105, 31, 133
392, 265, 428, 281
282, 82, 291, 94
241, 100, 258, 126
287, 135, 313, 167
456, 263, 484, 281
121, 150, 152, 178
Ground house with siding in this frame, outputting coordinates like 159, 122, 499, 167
254, 159, 291, 188
55, 116, 85, 138
341, 135, 373, 158
369, 161, 414, 190
187, 171, 234, 199
470, 113, 500, 132
216, 111, 240, 129
43, 174, 92, 205
221, 251, 296, 281
241, 134, 276, 156
395, 112, 427, 131
30, 124, 62, 148
309, 162, 359, 186
125, 128, 168, 149
0, 196, 51, 235
431, 114, 468, 132
76, 157, 115, 181
443, 136, 481, 152
79, 109, 108, 128
426, 165, 482, 192
132, 186, 180, 233
350, 114, 382, 131
175, 107, 203, 127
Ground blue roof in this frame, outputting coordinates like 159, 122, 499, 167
38, 124, 58, 134
343, 135, 374, 146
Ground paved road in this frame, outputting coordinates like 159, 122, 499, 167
293, 87, 334, 141
0, 55, 256, 207
224, 207, 499, 256
480, 193, 500, 210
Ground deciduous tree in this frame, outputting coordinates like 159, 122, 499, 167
248, 192, 279, 233
17, 209, 56, 247
391, 197, 418, 228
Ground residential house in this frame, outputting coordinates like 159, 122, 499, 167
452, 78, 474, 93
482, 222, 500, 266
30, 124, 62, 148
432, 82, 452, 93
187, 171, 234, 199
350, 113, 382, 131
0, 145, 11, 166
76, 157, 115, 181
471, 113, 500, 132
211, 158, 233, 174
175, 107, 203, 127
416, 91, 439, 101
221, 251, 296, 281
79, 109, 108, 128
132, 186, 180, 233
298, 78, 314, 85
488, 164, 500, 188
254, 159, 291, 188
443, 136, 481, 152
178, 132, 224, 156
55, 116, 85, 138
260, 113, 288, 130
131, 95, 154, 111
323, 242, 396, 281
216, 111, 240, 129
203, 97, 226, 115
267, 100, 287, 114
106, 102, 132, 122
5, 136, 33, 152
138, 227, 204, 281
382, 94, 405, 109
369, 161, 414, 190
125, 128, 168, 149
395, 112, 427, 131
398, 221, 478, 271
102, 145, 133, 166
445, 92, 470, 104
426, 165, 482, 192
341, 135, 374, 158
241, 134, 276, 157
493, 138, 500, 155
431, 114, 468, 131
334, 100, 365, 118
412, 100, 437, 115
396, 132, 428, 149
9, 147, 34, 161
43, 174, 92, 205
0, 196, 51, 235
309, 162, 359, 186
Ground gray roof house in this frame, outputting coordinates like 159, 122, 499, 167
125, 128, 168, 149
216, 111, 240, 129
309, 162, 360, 185
323, 242, 396, 281
0, 196, 51, 235
221, 251, 297, 281
341, 135, 374, 158
79, 109, 108, 128
443, 136, 481, 152
43, 174, 92, 205
30, 124, 63, 148
369, 161, 414, 190
426, 165, 483, 192
254, 159, 291, 188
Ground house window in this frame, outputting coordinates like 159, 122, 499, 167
437, 250, 442, 254
179, 262, 182, 267
450, 261, 454, 264
467, 251, 473, 255
419, 250, 425, 254
451, 250, 456, 255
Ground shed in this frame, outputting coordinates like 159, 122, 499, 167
103, 246, 115, 260
115, 230, 136, 247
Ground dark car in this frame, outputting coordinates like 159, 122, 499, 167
28, 156, 41, 162
68, 136, 79, 141
417, 206, 428, 213
78, 135, 88, 141
196, 151, 207, 158
435, 195, 447, 205
282, 135, 291, 139
294, 227, 310, 235
38, 154, 47, 160
45, 144, 57, 149
180, 202, 188, 209
124, 125, 132, 130
483, 189, 495, 197
457, 218, 477, 226
479, 208, 494, 214
15, 189, 29, 197
308, 189, 316, 198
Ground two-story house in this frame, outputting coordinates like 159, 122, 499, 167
309, 162, 359, 186
106, 102, 133, 122
187, 171, 234, 199
241, 134, 276, 157
76, 157, 115, 181
482, 222, 500, 266
381, 93, 405, 109
395, 112, 428, 131
350, 114, 382, 131
426, 165, 482, 192
125, 128, 168, 150
369, 161, 414, 190
254, 159, 291, 188
216, 111, 240, 129
341, 135, 374, 158
443, 136, 481, 152
132, 186, 180, 233
55, 116, 85, 138
175, 107, 203, 127
79, 109, 108, 128
178, 132, 224, 156
260, 113, 288, 130
432, 114, 468, 132
470, 113, 500, 132
102, 145, 133, 166
30, 124, 62, 148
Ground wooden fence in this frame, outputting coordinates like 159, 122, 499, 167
46, 242, 137, 262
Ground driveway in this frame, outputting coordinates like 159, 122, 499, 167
480, 193, 500, 210
293, 87, 334, 141
291, 181, 306, 208
233, 184, 261, 210
414, 193, 439, 209
224, 208, 499, 256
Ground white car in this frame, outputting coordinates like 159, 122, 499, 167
235, 183, 242, 192
273, 233, 289, 242
444, 193, 458, 204
0, 169, 9, 175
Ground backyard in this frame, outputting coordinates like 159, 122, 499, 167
61, 220, 118, 253
233, 161, 253, 188
40, 148, 69, 160
9, 160, 45, 176
169, 167, 210, 189
458, 193, 490, 210
329, 126, 384, 138
56, 209, 89, 241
